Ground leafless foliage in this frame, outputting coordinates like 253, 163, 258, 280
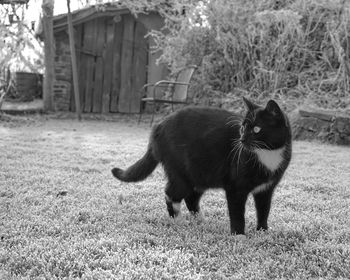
148, 0, 350, 112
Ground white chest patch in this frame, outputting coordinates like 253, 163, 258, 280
253, 146, 285, 173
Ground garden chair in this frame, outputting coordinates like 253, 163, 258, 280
138, 65, 197, 125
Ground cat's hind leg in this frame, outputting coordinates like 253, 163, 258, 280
164, 173, 192, 219
185, 190, 203, 215
165, 193, 182, 218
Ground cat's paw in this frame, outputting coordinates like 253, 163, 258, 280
174, 213, 184, 224
190, 212, 205, 224
233, 234, 247, 242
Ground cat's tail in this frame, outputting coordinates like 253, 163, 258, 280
111, 147, 158, 182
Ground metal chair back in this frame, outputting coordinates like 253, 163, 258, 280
172, 65, 196, 102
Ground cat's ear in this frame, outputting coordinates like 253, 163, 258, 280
265, 100, 282, 116
243, 97, 259, 111
266, 100, 289, 126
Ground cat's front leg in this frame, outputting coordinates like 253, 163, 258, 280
253, 187, 275, 231
225, 188, 249, 235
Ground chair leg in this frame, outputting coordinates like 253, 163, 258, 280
138, 102, 144, 124
150, 103, 156, 126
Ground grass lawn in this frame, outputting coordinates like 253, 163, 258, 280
1, 115, 349, 279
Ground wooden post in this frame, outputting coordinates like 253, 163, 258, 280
42, 0, 55, 111
67, 0, 81, 120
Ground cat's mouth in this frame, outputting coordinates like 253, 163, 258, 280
239, 137, 252, 150
235, 139, 252, 153
240, 138, 271, 152
241, 142, 252, 151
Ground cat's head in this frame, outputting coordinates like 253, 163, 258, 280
240, 97, 291, 150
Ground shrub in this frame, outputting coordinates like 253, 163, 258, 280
152, 0, 350, 112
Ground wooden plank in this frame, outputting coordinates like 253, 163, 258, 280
67, 0, 82, 120
299, 108, 335, 122
118, 15, 135, 113
92, 18, 105, 113
130, 21, 148, 113
110, 18, 123, 113
83, 19, 97, 112
70, 24, 83, 112
42, 0, 55, 111
77, 23, 87, 111
102, 18, 114, 113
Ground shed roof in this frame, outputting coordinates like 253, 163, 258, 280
37, 4, 164, 41
52, 5, 131, 32
0, 0, 29, 4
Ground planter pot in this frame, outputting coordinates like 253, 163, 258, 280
15, 72, 41, 102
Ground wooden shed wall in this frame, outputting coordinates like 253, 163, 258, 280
58, 12, 163, 114
51, 7, 168, 113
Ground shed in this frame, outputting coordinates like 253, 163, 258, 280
51, 5, 168, 113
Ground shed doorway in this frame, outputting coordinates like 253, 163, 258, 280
75, 14, 148, 113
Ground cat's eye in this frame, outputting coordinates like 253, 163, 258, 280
253, 126, 261, 133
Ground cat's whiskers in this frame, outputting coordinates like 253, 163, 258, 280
229, 119, 242, 125
230, 138, 240, 149
230, 139, 242, 161
228, 139, 240, 169
244, 117, 253, 125
226, 116, 243, 128
236, 143, 243, 174
244, 148, 255, 164
235, 140, 252, 173
252, 140, 271, 151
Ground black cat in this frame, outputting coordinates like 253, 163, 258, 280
112, 98, 292, 234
